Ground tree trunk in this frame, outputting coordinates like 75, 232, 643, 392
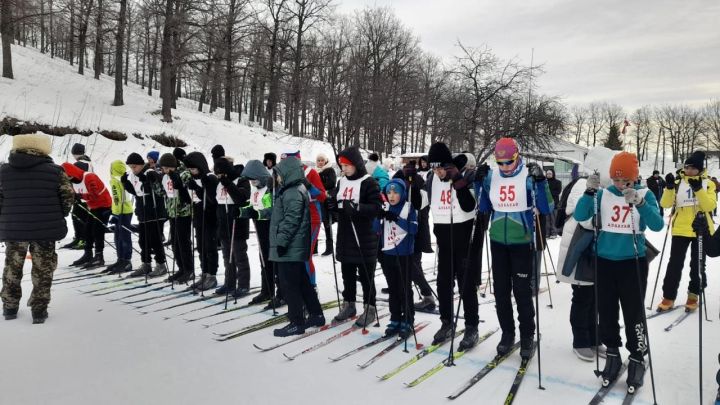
1, 0, 13, 79
159, 0, 174, 122
113, 0, 127, 106
124, 3, 131, 85
69, 0, 75, 65
93, 0, 103, 79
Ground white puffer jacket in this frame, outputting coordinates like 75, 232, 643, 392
556, 178, 595, 286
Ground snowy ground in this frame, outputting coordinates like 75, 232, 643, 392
2, 44, 720, 405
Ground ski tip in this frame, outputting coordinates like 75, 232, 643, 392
416, 344, 424, 350
282, 353, 295, 361
252, 344, 263, 351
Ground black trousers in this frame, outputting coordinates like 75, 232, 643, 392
254, 220, 276, 296
490, 241, 536, 338
662, 235, 707, 300
221, 237, 250, 290
278, 261, 323, 324
341, 260, 377, 306
193, 208, 218, 276
381, 253, 415, 324
85, 208, 110, 255
170, 216, 192, 275
597, 256, 648, 360
72, 200, 89, 240
570, 284, 598, 348
411, 251, 433, 297
138, 219, 166, 264
321, 203, 333, 249
434, 221, 479, 327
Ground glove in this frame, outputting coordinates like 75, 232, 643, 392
622, 188, 644, 206
444, 165, 461, 181
187, 179, 199, 191
342, 200, 358, 216
475, 163, 490, 180
384, 210, 399, 222
665, 173, 675, 189
121, 173, 129, 184
403, 165, 417, 178
326, 195, 338, 211
692, 214, 709, 236
137, 171, 147, 182
169, 171, 182, 188
219, 176, 234, 187
527, 163, 545, 181
146, 171, 160, 183
277, 245, 287, 257
687, 177, 703, 192
109, 215, 119, 225
585, 174, 601, 194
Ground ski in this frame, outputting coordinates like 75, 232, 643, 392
446, 338, 518, 399
621, 391, 637, 405
172, 298, 256, 320
54, 273, 104, 285
588, 361, 629, 405
405, 329, 497, 388
378, 329, 466, 381
252, 315, 359, 352
503, 343, 537, 405
90, 280, 166, 296
108, 284, 171, 302
190, 303, 262, 324
214, 301, 339, 342
479, 288, 548, 306
356, 322, 430, 369
140, 295, 220, 315
283, 313, 391, 361
645, 305, 682, 320
664, 310, 693, 332
132, 291, 196, 309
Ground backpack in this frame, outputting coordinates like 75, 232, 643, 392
554, 177, 582, 233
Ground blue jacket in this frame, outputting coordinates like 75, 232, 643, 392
477, 160, 554, 245
374, 179, 417, 256
574, 185, 664, 261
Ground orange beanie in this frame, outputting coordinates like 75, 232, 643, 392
609, 152, 639, 181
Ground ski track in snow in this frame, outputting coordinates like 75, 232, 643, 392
1, 44, 720, 404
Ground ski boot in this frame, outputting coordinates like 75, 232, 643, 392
248, 292, 271, 305
274, 322, 305, 337
684, 293, 699, 312
109, 259, 132, 274
458, 326, 479, 352
214, 284, 234, 296
82, 253, 104, 269
128, 263, 151, 278
197, 274, 217, 291
384, 321, 401, 337
232, 287, 251, 299
355, 305, 377, 327
263, 296, 286, 310
3, 307, 18, 320
573, 347, 595, 362
626, 356, 646, 394
601, 347, 623, 387
656, 297, 674, 312
520, 336, 536, 360
61, 238, 80, 249
414, 294, 436, 312
432, 320, 453, 345
496, 333, 516, 356
102, 260, 121, 274
334, 301, 357, 322
71, 251, 93, 267
398, 322, 413, 339
305, 313, 326, 328
147, 263, 168, 278
32, 308, 48, 324
173, 271, 194, 284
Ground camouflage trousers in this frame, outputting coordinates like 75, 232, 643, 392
1, 241, 58, 311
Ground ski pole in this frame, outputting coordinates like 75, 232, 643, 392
389, 217, 423, 351
529, 177, 545, 390
697, 212, 705, 405
647, 209, 672, 310
328, 211, 342, 314
591, 181, 601, 378
349, 215, 380, 334
481, 231, 492, 298
445, 181, 457, 366
534, 215, 554, 309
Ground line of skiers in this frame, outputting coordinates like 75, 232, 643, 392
2, 133, 719, 397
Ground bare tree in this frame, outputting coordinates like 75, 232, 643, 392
113, 0, 126, 105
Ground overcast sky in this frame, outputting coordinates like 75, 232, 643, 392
336, 0, 719, 111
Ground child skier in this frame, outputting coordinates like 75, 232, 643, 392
214, 157, 252, 297
574, 152, 664, 391
184, 152, 219, 291
105, 160, 134, 274
329, 146, 382, 327
271, 156, 325, 336
62, 143, 93, 250
120, 153, 168, 278
377, 179, 418, 337
656, 151, 717, 312
61, 162, 113, 269
477, 137, 554, 359
240, 159, 277, 305
158, 153, 195, 284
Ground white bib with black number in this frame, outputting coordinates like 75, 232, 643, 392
250, 185, 268, 211
128, 172, 146, 197
191, 179, 202, 203
676, 179, 707, 208
600, 189, 647, 234
216, 179, 238, 205
382, 202, 411, 251
489, 167, 529, 213
162, 174, 176, 199
430, 175, 475, 224
337, 174, 370, 208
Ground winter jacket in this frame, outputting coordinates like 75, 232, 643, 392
332, 146, 382, 264
556, 178, 594, 286
574, 185, 664, 261
366, 160, 390, 190
707, 224, 720, 257
317, 165, 337, 194
392, 169, 431, 253
184, 152, 218, 225
269, 157, 311, 262
477, 160, 554, 245
62, 162, 112, 210
162, 162, 193, 218
241, 159, 274, 220
0, 151, 73, 242
546, 169, 562, 206
216, 173, 250, 241
304, 165, 326, 224
121, 165, 167, 223
646, 175, 665, 200
109, 160, 134, 216
375, 179, 418, 256
660, 171, 717, 238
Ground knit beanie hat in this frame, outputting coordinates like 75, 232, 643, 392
74, 161, 90, 172
211, 144, 226, 160
609, 151, 639, 181
214, 158, 234, 175
427, 142, 453, 168
11, 133, 52, 155
159, 153, 178, 169
173, 147, 187, 162
71, 143, 85, 156
368, 153, 380, 162
684, 151, 705, 171
494, 137, 519, 161
147, 150, 160, 162
126, 152, 145, 166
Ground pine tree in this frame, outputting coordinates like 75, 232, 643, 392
604, 124, 624, 150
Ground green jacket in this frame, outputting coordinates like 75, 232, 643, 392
110, 160, 134, 215
269, 157, 311, 262
164, 163, 193, 218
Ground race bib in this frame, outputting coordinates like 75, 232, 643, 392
430, 174, 475, 224
162, 174, 176, 198
676, 179, 707, 208
337, 174, 370, 208
216, 179, 238, 205
489, 167, 529, 213
600, 189, 647, 234
251, 185, 268, 211
382, 202, 411, 251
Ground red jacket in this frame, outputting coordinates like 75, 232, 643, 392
61, 163, 112, 210
304, 166, 326, 224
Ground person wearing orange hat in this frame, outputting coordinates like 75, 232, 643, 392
574, 151, 664, 393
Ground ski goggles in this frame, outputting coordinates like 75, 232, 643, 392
496, 159, 516, 167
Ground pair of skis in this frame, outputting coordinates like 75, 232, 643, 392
586, 360, 644, 405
